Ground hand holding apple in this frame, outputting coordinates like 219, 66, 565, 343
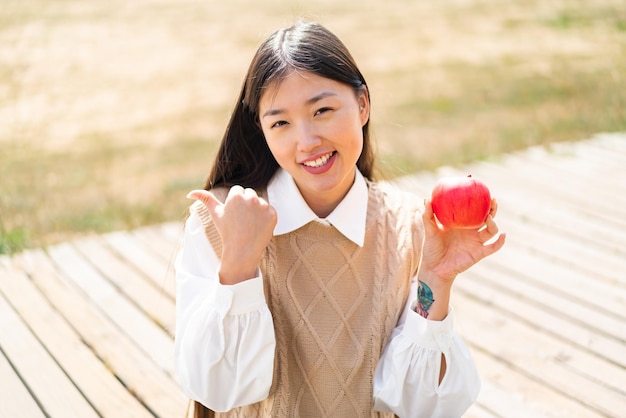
416, 176, 505, 320
431, 175, 491, 229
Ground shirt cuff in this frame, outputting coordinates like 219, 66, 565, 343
212, 272, 267, 316
402, 302, 455, 352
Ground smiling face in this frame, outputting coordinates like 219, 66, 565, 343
259, 71, 370, 218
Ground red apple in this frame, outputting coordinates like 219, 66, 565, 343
430, 175, 491, 229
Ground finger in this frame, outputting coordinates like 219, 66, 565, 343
226, 185, 245, 200
227, 186, 264, 206
240, 187, 276, 223
423, 198, 432, 216
186, 189, 223, 215
243, 187, 257, 197
484, 231, 506, 254
421, 198, 441, 234
490, 198, 498, 218
478, 214, 500, 243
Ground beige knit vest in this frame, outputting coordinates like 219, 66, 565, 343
192, 181, 422, 418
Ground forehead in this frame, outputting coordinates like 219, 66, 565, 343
259, 71, 353, 110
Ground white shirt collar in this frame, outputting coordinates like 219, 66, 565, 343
267, 168, 368, 247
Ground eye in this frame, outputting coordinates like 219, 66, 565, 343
314, 107, 333, 116
270, 120, 288, 129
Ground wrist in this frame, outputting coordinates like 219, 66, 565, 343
416, 271, 452, 321
418, 263, 457, 284
218, 260, 258, 285
218, 247, 262, 284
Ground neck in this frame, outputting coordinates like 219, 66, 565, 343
289, 168, 357, 218
299, 181, 354, 218
306, 199, 338, 219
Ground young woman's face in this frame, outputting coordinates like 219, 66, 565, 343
258, 71, 369, 217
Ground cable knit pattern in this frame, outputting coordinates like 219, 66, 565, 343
196, 181, 422, 418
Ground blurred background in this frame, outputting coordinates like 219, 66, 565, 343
1, 0, 625, 253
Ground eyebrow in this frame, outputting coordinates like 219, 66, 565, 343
261, 91, 338, 118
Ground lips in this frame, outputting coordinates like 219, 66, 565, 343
302, 151, 335, 168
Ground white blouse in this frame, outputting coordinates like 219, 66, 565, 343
174, 169, 481, 417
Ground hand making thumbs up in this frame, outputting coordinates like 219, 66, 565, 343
187, 186, 277, 285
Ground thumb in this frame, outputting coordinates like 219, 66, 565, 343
186, 189, 223, 217
422, 198, 438, 230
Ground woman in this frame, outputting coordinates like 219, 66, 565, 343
174, 20, 505, 418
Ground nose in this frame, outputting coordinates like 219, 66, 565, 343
296, 123, 322, 152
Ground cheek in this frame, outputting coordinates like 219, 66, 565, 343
263, 135, 290, 165
344, 121, 365, 152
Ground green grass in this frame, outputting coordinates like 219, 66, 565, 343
544, 5, 626, 31
0, 228, 29, 254
379, 57, 625, 174
0, 138, 214, 253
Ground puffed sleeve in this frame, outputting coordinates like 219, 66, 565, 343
373, 278, 481, 418
173, 209, 276, 412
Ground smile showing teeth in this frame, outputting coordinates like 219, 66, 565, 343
302, 152, 334, 168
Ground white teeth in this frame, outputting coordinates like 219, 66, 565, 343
303, 152, 333, 168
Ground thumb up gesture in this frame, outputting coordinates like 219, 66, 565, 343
187, 186, 277, 285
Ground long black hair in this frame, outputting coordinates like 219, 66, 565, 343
203, 20, 375, 191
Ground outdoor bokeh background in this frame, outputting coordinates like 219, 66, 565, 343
1, 0, 625, 253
